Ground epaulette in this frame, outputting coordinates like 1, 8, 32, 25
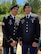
30, 13, 40, 21
20, 17, 25, 24
4, 16, 8, 19
31, 13, 38, 18
2, 16, 8, 26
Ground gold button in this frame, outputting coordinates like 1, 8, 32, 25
26, 30, 28, 32
26, 25, 28, 26
26, 27, 28, 29
13, 33, 15, 35
14, 30, 15, 32
26, 22, 28, 23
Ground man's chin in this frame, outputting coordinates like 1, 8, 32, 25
26, 12, 30, 14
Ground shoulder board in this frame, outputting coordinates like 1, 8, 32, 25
30, 13, 40, 20
4, 16, 8, 19
31, 13, 38, 18
20, 18, 25, 24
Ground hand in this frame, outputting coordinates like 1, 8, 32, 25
10, 41, 17, 47
19, 41, 22, 46
32, 42, 38, 47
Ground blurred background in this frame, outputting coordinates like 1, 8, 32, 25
0, 0, 41, 48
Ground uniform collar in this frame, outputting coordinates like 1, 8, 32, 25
11, 14, 16, 19
26, 12, 31, 19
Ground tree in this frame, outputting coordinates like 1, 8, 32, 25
12, 0, 17, 6
0, 0, 11, 14
6, 1, 11, 13
0, 2, 7, 14
18, 5, 24, 14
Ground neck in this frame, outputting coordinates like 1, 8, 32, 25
12, 13, 16, 17
25, 12, 31, 15
26, 13, 30, 15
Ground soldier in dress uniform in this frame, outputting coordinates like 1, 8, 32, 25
18, 3, 40, 54
2, 4, 19, 54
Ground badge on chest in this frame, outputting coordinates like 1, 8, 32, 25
8, 19, 13, 25
31, 18, 36, 23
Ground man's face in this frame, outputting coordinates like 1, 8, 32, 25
11, 7, 18, 16
24, 6, 31, 14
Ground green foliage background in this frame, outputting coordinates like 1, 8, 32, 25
0, 0, 41, 22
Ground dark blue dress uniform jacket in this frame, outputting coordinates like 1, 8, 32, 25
18, 15, 40, 45
2, 15, 19, 47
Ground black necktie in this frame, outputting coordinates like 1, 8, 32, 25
14, 17, 15, 21
27, 15, 28, 18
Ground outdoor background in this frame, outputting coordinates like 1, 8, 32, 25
0, 0, 41, 50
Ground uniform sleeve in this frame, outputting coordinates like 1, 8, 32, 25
33, 17, 40, 43
2, 17, 13, 43
17, 20, 23, 41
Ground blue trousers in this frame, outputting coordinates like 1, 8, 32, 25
22, 44, 37, 54
4, 47, 9, 54
3, 47, 16, 54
